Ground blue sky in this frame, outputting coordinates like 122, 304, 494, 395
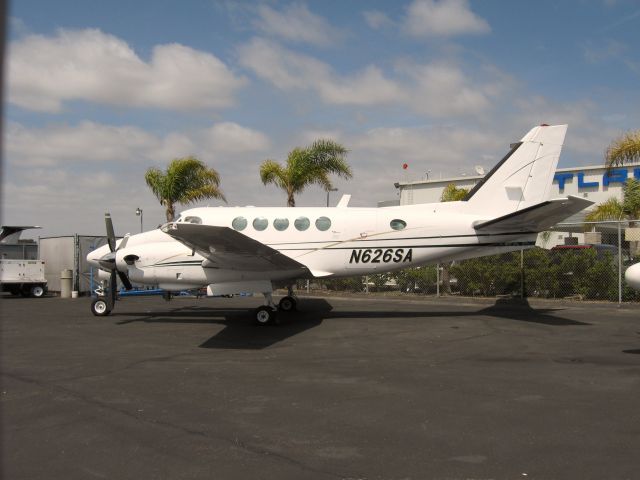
5, 0, 640, 236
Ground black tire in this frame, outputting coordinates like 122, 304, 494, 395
278, 296, 297, 312
254, 306, 276, 326
30, 285, 46, 298
91, 298, 111, 316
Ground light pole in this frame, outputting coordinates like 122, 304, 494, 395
135, 208, 143, 233
326, 188, 338, 207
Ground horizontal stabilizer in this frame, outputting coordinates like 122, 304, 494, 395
473, 196, 593, 232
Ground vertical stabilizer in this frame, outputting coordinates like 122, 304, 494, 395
465, 124, 567, 216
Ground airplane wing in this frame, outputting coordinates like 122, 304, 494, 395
473, 196, 593, 232
162, 223, 309, 273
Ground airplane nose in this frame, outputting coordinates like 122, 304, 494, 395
87, 245, 109, 268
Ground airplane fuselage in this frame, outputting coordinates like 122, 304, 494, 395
89, 202, 537, 291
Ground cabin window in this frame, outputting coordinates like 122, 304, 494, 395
315, 216, 331, 231
232, 216, 247, 231
390, 219, 406, 231
253, 217, 268, 231
273, 218, 289, 231
294, 217, 310, 231
184, 216, 202, 224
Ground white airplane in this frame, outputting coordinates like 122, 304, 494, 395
626, 263, 640, 290
88, 124, 593, 324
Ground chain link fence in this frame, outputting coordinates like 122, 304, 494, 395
304, 220, 640, 304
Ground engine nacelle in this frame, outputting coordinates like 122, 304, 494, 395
96, 269, 111, 281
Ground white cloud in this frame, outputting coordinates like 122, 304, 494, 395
6, 121, 159, 166
404, 0, 490, 37
363, 10, 395, 30
511, 96, 619, 161
5, 120, 271, 168
8, 28, 247, 112
201, 122, 271, 153
3, 120, 274, 235
254, 3, 343, 46
398, 61, 492, 117
239, 38, 504, 117
238, 38, 403, 106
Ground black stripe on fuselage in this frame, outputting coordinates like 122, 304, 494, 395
277, 241, 536, 251
264, 230, 536, 247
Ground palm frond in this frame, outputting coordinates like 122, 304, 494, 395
260, 139, 352, 206
622, 178, 640, 219
585, 198, 624, 222
440, 183, 469, 202
144, 168, 167, 205
605, 130, 640, 168
145, 156, 225, 218
259, 160, 288, 190
181, 184, 226, 204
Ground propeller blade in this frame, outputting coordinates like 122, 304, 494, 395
117, 270, 133, 290
119, 233, 130, 250
109, 270, 117, 308
105, 213, 116, 252
98, 251, 116, 270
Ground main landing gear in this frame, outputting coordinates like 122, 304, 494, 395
253, 288, 298, 325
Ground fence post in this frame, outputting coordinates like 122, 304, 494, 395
436, 263, 440, 297
618, 221, 622, 306
520, 249, 525, 299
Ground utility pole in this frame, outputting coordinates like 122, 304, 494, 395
135, 208, 143, 233
326, 188, 338, 207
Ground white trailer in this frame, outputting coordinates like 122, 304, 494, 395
0, 226, 48, 297
0, 259, 47, 297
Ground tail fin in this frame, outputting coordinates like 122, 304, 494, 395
465, 124, 567, 217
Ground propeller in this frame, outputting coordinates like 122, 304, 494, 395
100, 213, 133, 293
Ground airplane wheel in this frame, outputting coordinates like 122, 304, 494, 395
30, 285, 46, 298
278, 296, 297, 312
91, 298, 111, 316
255, 306, 276, 326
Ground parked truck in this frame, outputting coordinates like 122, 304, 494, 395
0, 226, 47, 297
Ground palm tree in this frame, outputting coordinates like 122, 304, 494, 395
440, 183, 469, 202
145, 156, 226, 222
260, 139, 352, 207
605, 130, 640, 168
584, 197, 625, 222
585, 179, 640, 222
585, 179, 640, 256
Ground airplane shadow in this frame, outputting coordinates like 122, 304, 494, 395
476, 298, 590, 326
111, 297, 586, 350
112, 299, 333, 350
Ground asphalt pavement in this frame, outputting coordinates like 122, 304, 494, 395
2, 294, 639, 480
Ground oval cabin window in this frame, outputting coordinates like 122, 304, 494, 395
294, 217, 310, 231
390, 219, 406, 231
315, 216, 331, 231
253, 217, 268, 231
232, 216, 247, 231
273, 218, 289, 231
